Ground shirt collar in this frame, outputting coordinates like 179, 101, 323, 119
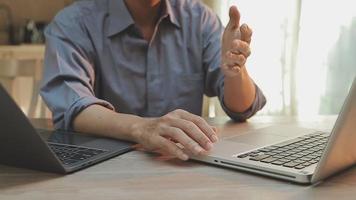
106, 0, 181, 37
106, 0, 135, 37
164, 0, 181, 28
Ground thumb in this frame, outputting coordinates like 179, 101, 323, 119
227, 6, 240, 30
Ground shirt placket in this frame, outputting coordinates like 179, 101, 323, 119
146, 19, 166, 117
146, 44, 162, 117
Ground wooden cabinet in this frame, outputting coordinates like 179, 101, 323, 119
0, 45, 47, 117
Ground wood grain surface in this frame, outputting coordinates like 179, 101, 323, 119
1, 116, 355, 200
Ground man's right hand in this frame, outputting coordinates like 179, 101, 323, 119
131, 109, 219, 160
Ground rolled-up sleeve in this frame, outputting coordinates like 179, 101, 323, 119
201, 7, 266, 121
40, 7, 114, 130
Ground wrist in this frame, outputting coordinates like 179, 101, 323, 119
224, 65, 248, 81
129, 117, 152, 143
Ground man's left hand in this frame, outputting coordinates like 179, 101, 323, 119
221, 6, 253, 77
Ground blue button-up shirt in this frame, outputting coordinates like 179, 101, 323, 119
40, 0, 266, 130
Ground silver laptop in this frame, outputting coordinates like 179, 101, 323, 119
191, 78, 356, 184
0, 84, 134, 174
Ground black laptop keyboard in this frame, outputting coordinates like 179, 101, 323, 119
236, 132, 330, 170
48, 143, 108, 165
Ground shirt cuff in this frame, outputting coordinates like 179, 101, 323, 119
220, 83, 266, 122
60, 96, 115, 131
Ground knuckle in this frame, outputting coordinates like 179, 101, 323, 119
170, 127, 181, 137
174, 109, 185, 115
233, 39, 240, 47
238, 55, 246, 63
186, 122, 197, 130
239, 41, 248, 50
177, 109, 184, 113
197, 135, 209, 144
194, 117, 206, 126
187, 140, 198, 149
161, 113, 174, 123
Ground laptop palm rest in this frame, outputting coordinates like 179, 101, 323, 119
225, 125, 316, 147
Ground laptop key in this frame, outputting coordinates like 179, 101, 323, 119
309, 160, 318, 164
283, 156, 297, 161
276, 158, 290, 163
271, 150, 284, 154
271, 155, 285, 159
70, 154, 87, 160
249, 154, 270, 161
294, 165, 306, 169
300, 157, 312, 161
271, 161, 284, 165
63, 159, 78, 165
293, 159, 306, 164
273, 138, 305, 147
258, 147, 274, 152
261, 157, 278, 163
237, 154, 249, 158
283, 161, 300, 168
302, 162, 312, 167
264, 152, 277, 156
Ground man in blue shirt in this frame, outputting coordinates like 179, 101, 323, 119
41, 0, 266, 160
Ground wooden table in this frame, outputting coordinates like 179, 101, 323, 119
1, 116, 356, 200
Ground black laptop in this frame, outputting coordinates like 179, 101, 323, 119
0, 84, 134, 174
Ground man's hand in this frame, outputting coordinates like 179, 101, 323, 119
221, 6, 253, 77
131, 109, 218, 160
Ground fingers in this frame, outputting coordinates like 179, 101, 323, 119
240, 24, 253, 44
134, 109, 219, 161
224, 51, 246, 68
173, 109, 218, 144
221, 63, 241, 74
168, 118, 213, 151
231, 39, 251, 57
162, 127, 204, 156
153, 135, 189, 161
211, 126, 218, 133
227, 6, 241, 30
222, 38, 250, 71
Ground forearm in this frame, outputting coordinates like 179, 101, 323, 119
73, 104, 144, 142
72, 105, 218, 160
224, 66, 256, 113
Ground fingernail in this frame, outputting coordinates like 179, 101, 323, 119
212, 135, 219, 143
206, 142, 213, 150
180, 153, 189, 161
194, 146, 204, 154
242, 24, 248, 30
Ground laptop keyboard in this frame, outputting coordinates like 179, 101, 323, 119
236, 131, 330, 170
48, 143, 108, 165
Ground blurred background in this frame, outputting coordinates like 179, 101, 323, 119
204, 0, 356, 119
0, 0, 355, 119
0, 0, 72, 118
